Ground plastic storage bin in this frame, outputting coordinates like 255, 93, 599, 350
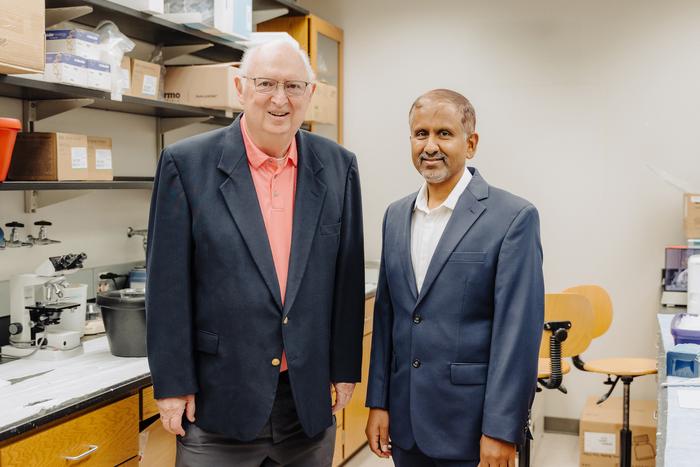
0, 118, 21, 182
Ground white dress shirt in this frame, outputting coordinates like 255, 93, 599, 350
411, 168, 472, 292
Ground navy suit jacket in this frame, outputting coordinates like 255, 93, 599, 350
366, 167, 544, 460
146, 117, 365, 440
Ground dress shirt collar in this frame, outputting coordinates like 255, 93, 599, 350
240, 114, 298, 169
414, 166, 473, 214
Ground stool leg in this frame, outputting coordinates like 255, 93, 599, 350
620, 376, 634, 467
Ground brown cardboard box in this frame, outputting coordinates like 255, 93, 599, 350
125, 59, 161, 100
579, 396, 656, 467
87, 136, 113, 181
8, 132, 89, 181
685, 193, 700, 239
120, 56, 132, 94
0, 0, 45, 74
306, 81, 338, 125
139, 421, 176, 467
164, 63, 242, 111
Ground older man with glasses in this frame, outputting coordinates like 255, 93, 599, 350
146, 39, 365, 467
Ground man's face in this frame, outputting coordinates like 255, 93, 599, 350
235, 45, 314, 141
410, 100, 478, 186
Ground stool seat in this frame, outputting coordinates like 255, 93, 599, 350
538, 358, 571, 379
583, 357, 657, 376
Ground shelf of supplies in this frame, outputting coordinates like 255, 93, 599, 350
0, 75, 239, 123
44, 0, 308, 62
0, 177, 154, 191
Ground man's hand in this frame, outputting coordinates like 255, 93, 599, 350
331, 382, 355, 414
478, 434, 516, 467
365, 408, 391, 458
156, 394, 196, 436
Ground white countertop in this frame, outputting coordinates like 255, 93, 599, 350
0, 337, 149, 433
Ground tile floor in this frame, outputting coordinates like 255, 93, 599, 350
344, 433, 579, 467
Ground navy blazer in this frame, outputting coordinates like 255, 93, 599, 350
146, 117, 365, 440
366, 167, 544, 460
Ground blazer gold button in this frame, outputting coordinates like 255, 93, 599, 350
272, 358, 281, 366
283, 316, 289, 325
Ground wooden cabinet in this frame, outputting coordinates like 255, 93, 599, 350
0, 395, 139, 467
258, 14, 344, 143
332, 296, 375, 465
140, 385, 159, 421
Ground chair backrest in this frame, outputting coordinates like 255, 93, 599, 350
562, 285, 613, 339
540, 293, 594, 359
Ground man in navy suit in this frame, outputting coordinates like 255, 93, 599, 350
146, 40, 364, 466
365, 89, 544, 467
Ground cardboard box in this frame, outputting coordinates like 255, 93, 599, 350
0, 0, 45, 74
87, 136, 113, 181
120, 56, 132, 94
46, 29, 101, 61
306, 82, 338, 125
43, 53, 88, 87
8, 132, 89, 181
126, 59, 161, 100
579, 396, 656, 467
164, 63, 242, 110
163, 0, 235, 37
685, 194, 700, 239
86, 60, 112, 91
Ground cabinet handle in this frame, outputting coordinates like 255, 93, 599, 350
63, 444, 99, 461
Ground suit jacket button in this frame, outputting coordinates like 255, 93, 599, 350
412, 359, 421, 368
283, 316, 289, 325
272, 358, 281, 367
413, 314, 422, 324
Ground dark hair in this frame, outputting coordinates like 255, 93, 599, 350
409, 89, 476, 135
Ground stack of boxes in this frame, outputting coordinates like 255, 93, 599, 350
45, 29, 112, 92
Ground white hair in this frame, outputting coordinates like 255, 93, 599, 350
239, 39, 316, 83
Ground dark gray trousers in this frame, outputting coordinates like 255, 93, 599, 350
175, 372, 335, 467
392, 444, 479, 467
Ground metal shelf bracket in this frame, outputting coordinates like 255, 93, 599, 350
163, 44, 215, 65
253, 8, 290, 25
22, 99, 95, 128
156, 116, 214, 153
24, 190, 89, 213
45, 6, 94, 29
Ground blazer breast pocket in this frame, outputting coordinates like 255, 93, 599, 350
196, 330, 219, 355
448, 251, 486, 263
319, 222, 341, 236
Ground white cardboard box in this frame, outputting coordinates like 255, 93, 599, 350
46, 29, 101, 61
44, 53, 88, 87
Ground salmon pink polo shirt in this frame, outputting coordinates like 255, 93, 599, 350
240, 115, 297, 372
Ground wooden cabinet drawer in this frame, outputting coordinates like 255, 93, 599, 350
364, 297, 375, 336
0, 395, 139, 467
141, 385, 159, 421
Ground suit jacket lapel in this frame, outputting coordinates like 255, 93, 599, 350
399, 194, 419, 301
217, 117, 283, 309
283, 131, 327, 316
415, 168, 489, 308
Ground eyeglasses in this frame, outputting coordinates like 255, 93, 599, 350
243, 77, 311, 97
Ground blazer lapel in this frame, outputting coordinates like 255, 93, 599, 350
399, 194, 419, 301
217, 118, 283, 309
415, 168, 489, 308
283, 131, 327, 316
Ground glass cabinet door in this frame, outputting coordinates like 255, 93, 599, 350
309, 16, 343, 143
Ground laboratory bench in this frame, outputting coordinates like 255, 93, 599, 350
656, 311, 700, 467
0, 281, 377, 466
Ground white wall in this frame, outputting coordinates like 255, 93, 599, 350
299, 0, 700, 419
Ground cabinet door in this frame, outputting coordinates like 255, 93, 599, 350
0, 395, 139, 467
343, 332, 372, 457
308, 15, 343, 143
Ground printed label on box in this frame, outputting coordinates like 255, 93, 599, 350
142, 75, 157, 96
71, 147, 88, 169
584, 432, 616, 455
95, 149, 113, 170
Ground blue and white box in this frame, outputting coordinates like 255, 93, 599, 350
44, 53, 88, 87
46, 29, 102, 61
87, 60, 112, 91
232, 0, 252, 40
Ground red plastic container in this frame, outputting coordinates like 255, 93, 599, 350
0, 118, 22, 182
